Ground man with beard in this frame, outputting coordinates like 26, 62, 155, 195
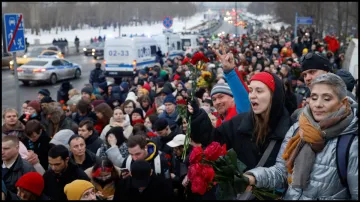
42, 145, 90, 200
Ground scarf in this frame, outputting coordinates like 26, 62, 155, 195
2, 121, 25, 136
282, 102, 353, 188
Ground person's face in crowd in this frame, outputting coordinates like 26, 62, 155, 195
165, 103, 176, 114
309, 84, 346, 122
202, 92, 210, 101
26, 106, 36, 116
17, 187, 34, 200
48, 156, 69, 175
202, 102, 211, 113
264, 59, 270, 66
302, 69, 328, 87
65, 106, 72, 117
256, 63, 263, 72
157, 107, 164, 114
251, 57, 257, 64
22, 103, 28, 114
2, 140, 19, 162
107, 133, 117, 146
141, 100, 150, 109
37, 93, 45, 101
82, 93, 91, 101
149, 81, 155, 89
211, 93, 234, 116
124, 103, 134, 115
78, 125, 92, 139
209, 114, 218, 128
248, 66, 254, 72
280, 66, 288, 77
128, 145, 147, 161
4, 111, 18, 126
181, 90, 188, 98
144, 117, 152, 129
70, 137, 86, 157
80, 187, 96, 200
311, 44, 316, 51
131, 112, 142, 121
274, 60, 279, 68
157, 126, 170, 137
108, 86, 113, 95
248, 80, 272, 115
137, 89, 144, 98
177, 84, 183, 91
176, 65, 182, 73
257, 53, 262, 59
173, 146, 184, 157
264, 67, 271, 72
26, 130, 41, 143
95, 111, 104, 120
176, 95, 184, 101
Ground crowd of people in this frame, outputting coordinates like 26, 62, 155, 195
2, 25, 358, 200
90, 36, 106, 44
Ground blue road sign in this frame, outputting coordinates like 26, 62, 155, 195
163, 16, 173, 29
4, 13, 26, 52
297, 17, 313, 25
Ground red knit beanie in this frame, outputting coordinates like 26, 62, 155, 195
249, 72, 275, 92
142, 82, 151, 92
15, 172, 44, 196
27, 100, 41, 113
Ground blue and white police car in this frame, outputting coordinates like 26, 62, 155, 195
17, 58, 81, 86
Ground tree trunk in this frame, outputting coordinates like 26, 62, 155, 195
337, 2, 342, 37
344, 2, 349, 42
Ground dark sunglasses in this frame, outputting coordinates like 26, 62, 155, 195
300, 52, 328, 64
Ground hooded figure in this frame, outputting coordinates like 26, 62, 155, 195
57, 81, 73, 103
44, 102, 77, 138
190, 72, 292, 170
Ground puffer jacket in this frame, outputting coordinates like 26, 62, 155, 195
246, 107, 358, 200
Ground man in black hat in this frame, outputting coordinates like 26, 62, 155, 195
114, 160, 173, 200
89, 63, 106, 88
38, 89, 51, 101
151, 118, 180, 158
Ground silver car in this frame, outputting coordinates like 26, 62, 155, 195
17, 58, 81, 86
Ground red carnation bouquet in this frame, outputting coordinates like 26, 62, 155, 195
187, 142, 279, 200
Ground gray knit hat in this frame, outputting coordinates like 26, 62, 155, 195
210, 83, 233, 97
50, 129, 75, 150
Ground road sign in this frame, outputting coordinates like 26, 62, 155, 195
297, 17, 313, 25
4, 13, 26, 52
163, 16, 173, 29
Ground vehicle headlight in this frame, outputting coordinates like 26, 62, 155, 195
83, 48, 87, 51
92, 49, 95, 52
23, 55, 27, 58
10, 61, 14, 65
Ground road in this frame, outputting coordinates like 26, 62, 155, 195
213, 19, 247, 36
2, 54, 100, 109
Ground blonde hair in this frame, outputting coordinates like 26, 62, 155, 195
2, 108, 18, 119
68, 89, 80, 98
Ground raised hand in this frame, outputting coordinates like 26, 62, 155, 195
212, 44, 236, 72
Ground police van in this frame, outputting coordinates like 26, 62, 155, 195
180, 33, 200, 53
104, 36, 158, 78
151, 30, 184, 60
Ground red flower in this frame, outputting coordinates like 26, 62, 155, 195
165, 154, 172, 160
191, 176, 208, 195
147, 132, 157, 137
190, 52, 210, 65
189, 146, 203, 164
176, 99, 187, 105
187, 163, 200, 181
201, 164, 215, 183
222, 144, 227, 156
204, 142, 226, 161
59, 100, 65, 104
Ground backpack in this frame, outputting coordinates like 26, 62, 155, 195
125, 151, 162, 175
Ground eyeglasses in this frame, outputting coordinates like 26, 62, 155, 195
300, 52, 328, 64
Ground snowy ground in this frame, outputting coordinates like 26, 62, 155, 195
243, 12, 290, 31
25, 12, 209, 45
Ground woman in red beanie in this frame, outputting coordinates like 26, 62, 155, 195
18, 100, 42, 126
15, 172, 49, 200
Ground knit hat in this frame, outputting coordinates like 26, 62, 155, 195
38, 89, 50, 97
154, 118, 169, 131
125, 92, 138, 103
163, 94, 176, 105
249, 72, 275, 92
139, 69, 147, 76
92, 100, 105, 108
300, 53, 330, 73
142, 82, 151, 92
64, 180, 95, 200
50, 129, 75, 149
131, 108, 145, 120
159, 70, 168, 78
81, 87, 93, 95
27, 100, 41, 113
98, 82, 108, 92
15, 172, 44, 196
210, 83, 233, 97
120, 82, 130, 92
40, 96, 54, 104
336, 69, 356, 92
130, 160, 152, 188
138, 88, 149, 96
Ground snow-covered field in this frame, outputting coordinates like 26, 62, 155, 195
243, 12, 290, 31
25, 12, 208, 45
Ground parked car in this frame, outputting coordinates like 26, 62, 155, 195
2, 52, 13, 68
17, 58, 81, 86
83, 42, 101, 56
92, 42, 105, 59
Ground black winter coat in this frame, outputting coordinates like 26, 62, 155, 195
2, 155, 36, 193
85, 132, 104, 154
113, 174, 174, 200
57, 83, 73, 103
42, 161, 90, 200
72, 111, 97, 125
70, 149, 99, 171
285, 92, 298, 115
23, 130, 51, 170
18, 113, 41, 126
89, 68, 106, 86
190, 72, 292, 171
